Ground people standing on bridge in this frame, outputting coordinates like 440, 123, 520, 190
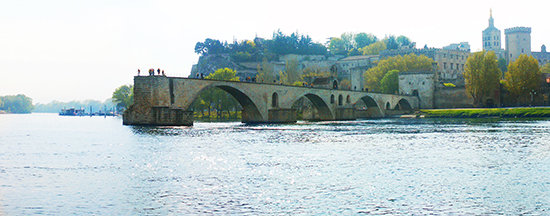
162, 70, 165, 76
157, 68, 161, 75
138, 69, 140, 76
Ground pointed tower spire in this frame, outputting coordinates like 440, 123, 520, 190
489, 8, 494, 27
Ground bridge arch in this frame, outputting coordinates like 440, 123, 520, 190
397, 99, 413, 110
293, 93, 333, 120
192, 83, 264, 122
357, 95, 384, 118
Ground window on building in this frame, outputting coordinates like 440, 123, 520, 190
450, 63, 454, 69
522, 48, 524, 53
443, 62, 447, 69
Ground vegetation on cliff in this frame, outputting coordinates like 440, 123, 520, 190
195, 30, 412, 62
195, 30, 327, 62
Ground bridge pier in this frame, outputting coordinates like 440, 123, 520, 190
335, 107, 356, 120
268, 108, 297, 123
123, 106, 193, 126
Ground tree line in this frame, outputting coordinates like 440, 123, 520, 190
34, 99, 116, 113
464, 51, 545, 107
0, 94, 34, 114
195, 30, 411, 62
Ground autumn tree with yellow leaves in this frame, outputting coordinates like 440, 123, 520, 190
463, 51, 501, 107
504, 54, 541, 106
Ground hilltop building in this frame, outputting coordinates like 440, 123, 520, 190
505, 27, 532, 62
443, 42, 470, 52
483, 9, 550, 66
336, 55, 379, 90
380, 47, 470, 86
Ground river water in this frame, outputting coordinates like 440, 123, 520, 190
0, 113, 549, 215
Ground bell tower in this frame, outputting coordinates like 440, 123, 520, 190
482, 9, 502, 56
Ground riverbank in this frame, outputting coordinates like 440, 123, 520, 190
416, 107, 550, 118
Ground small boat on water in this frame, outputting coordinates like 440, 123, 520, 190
59, 108, 87, 116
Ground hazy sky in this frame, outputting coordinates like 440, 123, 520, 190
2, 0, 550, 104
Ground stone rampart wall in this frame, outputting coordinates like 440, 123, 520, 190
434, 87, 474, 108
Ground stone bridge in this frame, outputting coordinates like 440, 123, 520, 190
123, 76, 419, 126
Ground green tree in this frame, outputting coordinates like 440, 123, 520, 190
384, 35, 399, 50
206, 68, 240, 118
340, 32, 356, 51
192, 68, 241, 119
396, 36, 412, 48
279, 58, 302, 84
112, 85, 133, 110
504, 54, 541, 105
355, 33, 378, 48
498, 58, 507, 77
380, 69, 400, 94
463, 51, 501, 107
256, 58, 276, 83
541, 63, 550, 74
194, 38, 228, 56
205, 68, 240, 81
0, 94, 34, 113
328, 37, 346, 55
359, 41, 387, 55
364, 53, 435, 92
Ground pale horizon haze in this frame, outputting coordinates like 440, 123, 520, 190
2, 0, 550, 104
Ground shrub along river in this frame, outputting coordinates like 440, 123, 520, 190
0, 113, 549, 214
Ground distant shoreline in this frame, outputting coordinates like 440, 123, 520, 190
415, 107, 550, 118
